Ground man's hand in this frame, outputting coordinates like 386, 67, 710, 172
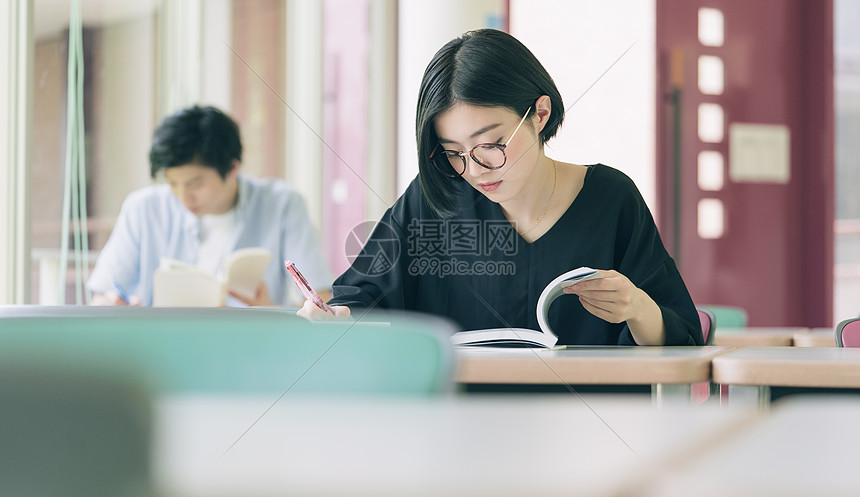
91, 292, 141, 306
229, 282, 274, 307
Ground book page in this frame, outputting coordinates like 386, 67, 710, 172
221, 247, 272, 300
451, 328, 557, 348
536, 267, 602, 338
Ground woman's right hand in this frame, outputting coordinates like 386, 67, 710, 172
297, 299, 351, 321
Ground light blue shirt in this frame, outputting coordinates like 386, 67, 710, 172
88, 174, 333, 306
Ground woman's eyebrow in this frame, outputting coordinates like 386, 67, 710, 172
437, 122, 503, 144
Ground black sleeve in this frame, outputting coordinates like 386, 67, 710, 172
328, 181, 424, 311
328, 212, 408, 310
611, 173, 703, 346
620, 259, 703, 346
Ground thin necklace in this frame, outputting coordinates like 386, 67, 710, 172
519, 159, 557, 236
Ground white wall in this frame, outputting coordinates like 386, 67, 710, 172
201, 0, 232, 111
396, 0, 505, 195
834, 0, 860, 323
94, 15, 157, 228
510, 0, 656, 209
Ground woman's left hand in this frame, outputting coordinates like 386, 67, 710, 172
563, 269, 665, 345
562, 270, 644, 323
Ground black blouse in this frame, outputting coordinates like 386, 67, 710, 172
329, 164, 702, 346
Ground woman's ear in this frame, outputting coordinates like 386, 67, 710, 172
532, 95, 552, 134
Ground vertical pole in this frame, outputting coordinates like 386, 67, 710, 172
669, 47, 683, 268
0, 0, 33, 305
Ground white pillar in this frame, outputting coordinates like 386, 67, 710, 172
159, 0, 203, 116
285, 0, 324, 226
366, 0, 398, 219
0, 0, 33, 305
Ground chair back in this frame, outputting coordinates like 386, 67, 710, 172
696, 307, 716, 345
0, 364, 152, 497
700, 305, 747, 328
836, 318, 860, 348
0, 306, 456, 396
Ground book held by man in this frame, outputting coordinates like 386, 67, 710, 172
450, 267, 603, 348
152, 247, 272, 307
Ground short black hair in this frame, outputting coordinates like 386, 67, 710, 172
415, 29, 565, 216
149, 105, 242, 179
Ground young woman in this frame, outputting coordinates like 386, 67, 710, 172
299, 29, 702, 346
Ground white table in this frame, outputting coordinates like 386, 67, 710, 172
154, 395, 752, 497
712, 346, 860, 407
456, 346, 733, 403
714, 327, 807, 346
641, 397, 860, 497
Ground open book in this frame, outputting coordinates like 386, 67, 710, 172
152, 247, 272, 307
450, 267, 603, 348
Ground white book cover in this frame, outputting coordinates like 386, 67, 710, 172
152, 247, 272, 307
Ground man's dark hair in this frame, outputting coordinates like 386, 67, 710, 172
415, 29, 565, 217
149, 105, 242, 179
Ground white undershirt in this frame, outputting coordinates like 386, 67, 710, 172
196, 208, 236, 275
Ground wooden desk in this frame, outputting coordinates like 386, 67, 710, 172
712, 346, 860, 407
154, 395, 753, 497
456, 346, 734, 402
792, 327, 836, 347
641, 397, 860, 497
713, 327, 807, 346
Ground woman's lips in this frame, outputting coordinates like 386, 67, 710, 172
478, 180, 502, 192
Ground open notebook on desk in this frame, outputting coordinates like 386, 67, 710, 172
450, 267, 602, 348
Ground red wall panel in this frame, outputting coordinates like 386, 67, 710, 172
656, 0, 833, 326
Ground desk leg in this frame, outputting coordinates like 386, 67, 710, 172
725, 385, 770, 412
709, 381, 721, 399
651, 383, 692, 407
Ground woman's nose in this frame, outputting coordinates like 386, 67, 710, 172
465, 153, 486, 176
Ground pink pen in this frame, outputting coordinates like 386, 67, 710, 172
284, 260, 333, 314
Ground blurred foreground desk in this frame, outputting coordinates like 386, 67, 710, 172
154, 395, 752, 497
455, 346, 733, 403
713, 327, 807, 346
642, 397, 860, 497
712, 346, 860, 407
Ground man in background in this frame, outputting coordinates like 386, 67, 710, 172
88, 105, 331, 306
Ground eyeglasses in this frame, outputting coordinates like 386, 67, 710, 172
430, 106, 532, 178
